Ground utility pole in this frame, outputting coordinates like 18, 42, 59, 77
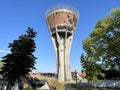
75, 70, 77, 85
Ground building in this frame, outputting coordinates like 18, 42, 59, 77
46, 4, 79, 82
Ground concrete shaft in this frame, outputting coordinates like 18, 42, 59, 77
46, 8, 78, 82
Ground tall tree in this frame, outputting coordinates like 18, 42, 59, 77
81, 8, 120, 81
0, 27, 37, 89
89, 8, 120, 70
81, 54, 104, 88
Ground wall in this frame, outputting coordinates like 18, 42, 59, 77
92, 80, 120, 88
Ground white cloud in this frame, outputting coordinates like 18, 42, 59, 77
0, 50, 7, 53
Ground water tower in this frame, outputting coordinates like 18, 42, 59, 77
46, 5, 79, 82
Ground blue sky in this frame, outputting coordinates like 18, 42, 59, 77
0, 0, 120, 73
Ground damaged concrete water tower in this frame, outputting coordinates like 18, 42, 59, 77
46, 5, 79, 82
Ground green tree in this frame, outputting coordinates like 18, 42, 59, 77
81, 54, 104, 88
89, 8, 120, 71
81, 8, 120, 83
0, 27, 37, 89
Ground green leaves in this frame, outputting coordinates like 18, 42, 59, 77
81, 54, 104, 82
1, 27, 37, 83
81, 8, 120, 81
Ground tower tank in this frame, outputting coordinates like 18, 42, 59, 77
46, 4, 79, 82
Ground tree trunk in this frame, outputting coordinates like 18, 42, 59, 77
94, 82, 96, 89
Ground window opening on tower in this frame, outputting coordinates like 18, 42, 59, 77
51, 27, 56, 33
57, 26, 66, 30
